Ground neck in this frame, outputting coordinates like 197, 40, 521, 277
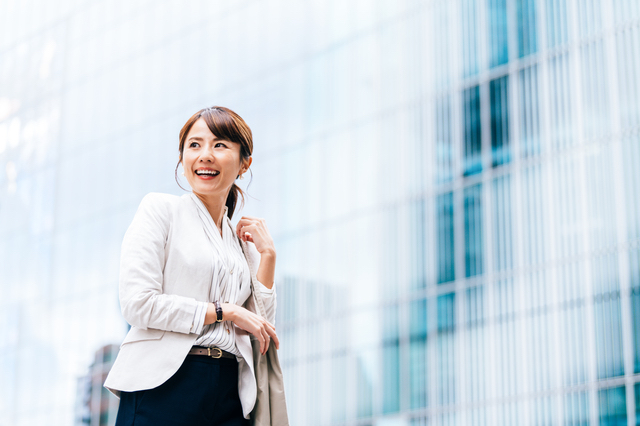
193, 192, 227, 229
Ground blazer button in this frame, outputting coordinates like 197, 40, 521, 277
230, 268, 234, 274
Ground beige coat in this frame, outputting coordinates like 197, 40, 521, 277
103, 192, 276, 420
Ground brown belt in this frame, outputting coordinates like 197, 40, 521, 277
188, 346, 237, 360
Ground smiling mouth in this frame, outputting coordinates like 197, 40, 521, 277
195, 170, 220, 176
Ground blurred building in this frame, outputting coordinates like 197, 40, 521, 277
74, 344, 120, 426
0, 0, 639, 425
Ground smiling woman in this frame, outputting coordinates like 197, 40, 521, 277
175, 106, 254, 221
104, 106, 288, 426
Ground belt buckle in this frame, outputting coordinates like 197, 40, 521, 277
207, 347, 223, 359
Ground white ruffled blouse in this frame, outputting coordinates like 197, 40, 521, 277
188, 193, 266, 356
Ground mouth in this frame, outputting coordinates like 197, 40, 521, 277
194, 169, 220, 179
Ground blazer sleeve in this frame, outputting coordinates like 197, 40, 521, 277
257, 279, 277, 326
119, 192, 202, 334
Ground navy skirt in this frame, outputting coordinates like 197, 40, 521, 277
115, 355, 249, 426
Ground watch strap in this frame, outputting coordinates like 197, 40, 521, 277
214, 300, 223, 322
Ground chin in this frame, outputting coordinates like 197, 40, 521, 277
192, 186, 229, 197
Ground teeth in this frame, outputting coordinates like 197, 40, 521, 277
196, 170, 219, 175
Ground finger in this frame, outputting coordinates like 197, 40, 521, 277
261, 328, 270, 355
263, 320, 278, 354
256, 330, 265, 354
262, 326, 272, 355
237, 229, 252, 241
237, 220, 265, 235
242, 231, 255, 242
236, 223, 246, 238
256, 324, 267, 352
236, 218, 259, 231
267, 327, 280, 350
241, 223, 258, 232
237, 224, 256, 240
240, 216, 262, 221
236, 220, 254, 237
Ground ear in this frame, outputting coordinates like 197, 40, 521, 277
242, 156, 252, 173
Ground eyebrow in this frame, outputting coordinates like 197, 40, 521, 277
187, 135, 223, 142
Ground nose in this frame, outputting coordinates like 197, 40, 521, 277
199, 144, 216, 162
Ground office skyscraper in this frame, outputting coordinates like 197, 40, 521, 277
0, 1, 638, 424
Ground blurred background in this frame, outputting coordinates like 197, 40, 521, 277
0, 0, 639, 425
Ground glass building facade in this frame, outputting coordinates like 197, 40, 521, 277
1, 0, 639, 425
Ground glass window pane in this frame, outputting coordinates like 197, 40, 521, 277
635, 383, 640, 425
594, 293, 624, 379
381, 303, 400, 415
437, 192, 455, 284
548, 53, 573, 150
533, 396, 554, 426
410, 298, 428, 338
615, 28, 640, 131
465, 184, 484, 278
463, 85, 482, 176
436, 95, 453, 183
411, 417, 428, 426
410, 336, 428, 409
488, 0, 509, 67
412, 200, 427, 290
564, 391, 589, 426
598, 386, 627, 425
518, 0, 538, 57
465, 287, 486, 404
492, 175, 513, 272
519, 66, 541, 158
545, 0, 569, 47
356, 351, 373, 418
580, 40, 610, 140
577, 0, 603, 37
382, 343, 400, 414
465, 286, 484, 326
410, 298, 428, 409
462, 0, 479, 76
632, 284, 640, 374
331, 355, 347, 423
490, 75, 511, 166
623, 138, 640, 242
438, 293, 455, 332
437, 293, 456, 406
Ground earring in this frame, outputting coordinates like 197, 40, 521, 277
182, 171, 185, 176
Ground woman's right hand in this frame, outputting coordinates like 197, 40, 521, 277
206, 303, 279, 355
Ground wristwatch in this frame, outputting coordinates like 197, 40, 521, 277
214, 300, 223, 322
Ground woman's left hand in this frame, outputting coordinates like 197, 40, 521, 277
236, 216, 276, 256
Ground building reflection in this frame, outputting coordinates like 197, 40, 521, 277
75, 345, 120, 426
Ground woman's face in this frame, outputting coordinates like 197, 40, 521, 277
181, 117, 247, 199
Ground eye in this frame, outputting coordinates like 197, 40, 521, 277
189, 142, 199, 148
215, 142, 227, 148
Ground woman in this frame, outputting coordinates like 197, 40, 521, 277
104, 106, 281, 425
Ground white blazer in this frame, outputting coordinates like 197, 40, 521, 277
103, 192, 277, 419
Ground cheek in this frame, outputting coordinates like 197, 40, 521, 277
223, 153, 241, 168
182, 152, 196, 166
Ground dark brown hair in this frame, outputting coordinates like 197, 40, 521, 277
175, 106, 253, 219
